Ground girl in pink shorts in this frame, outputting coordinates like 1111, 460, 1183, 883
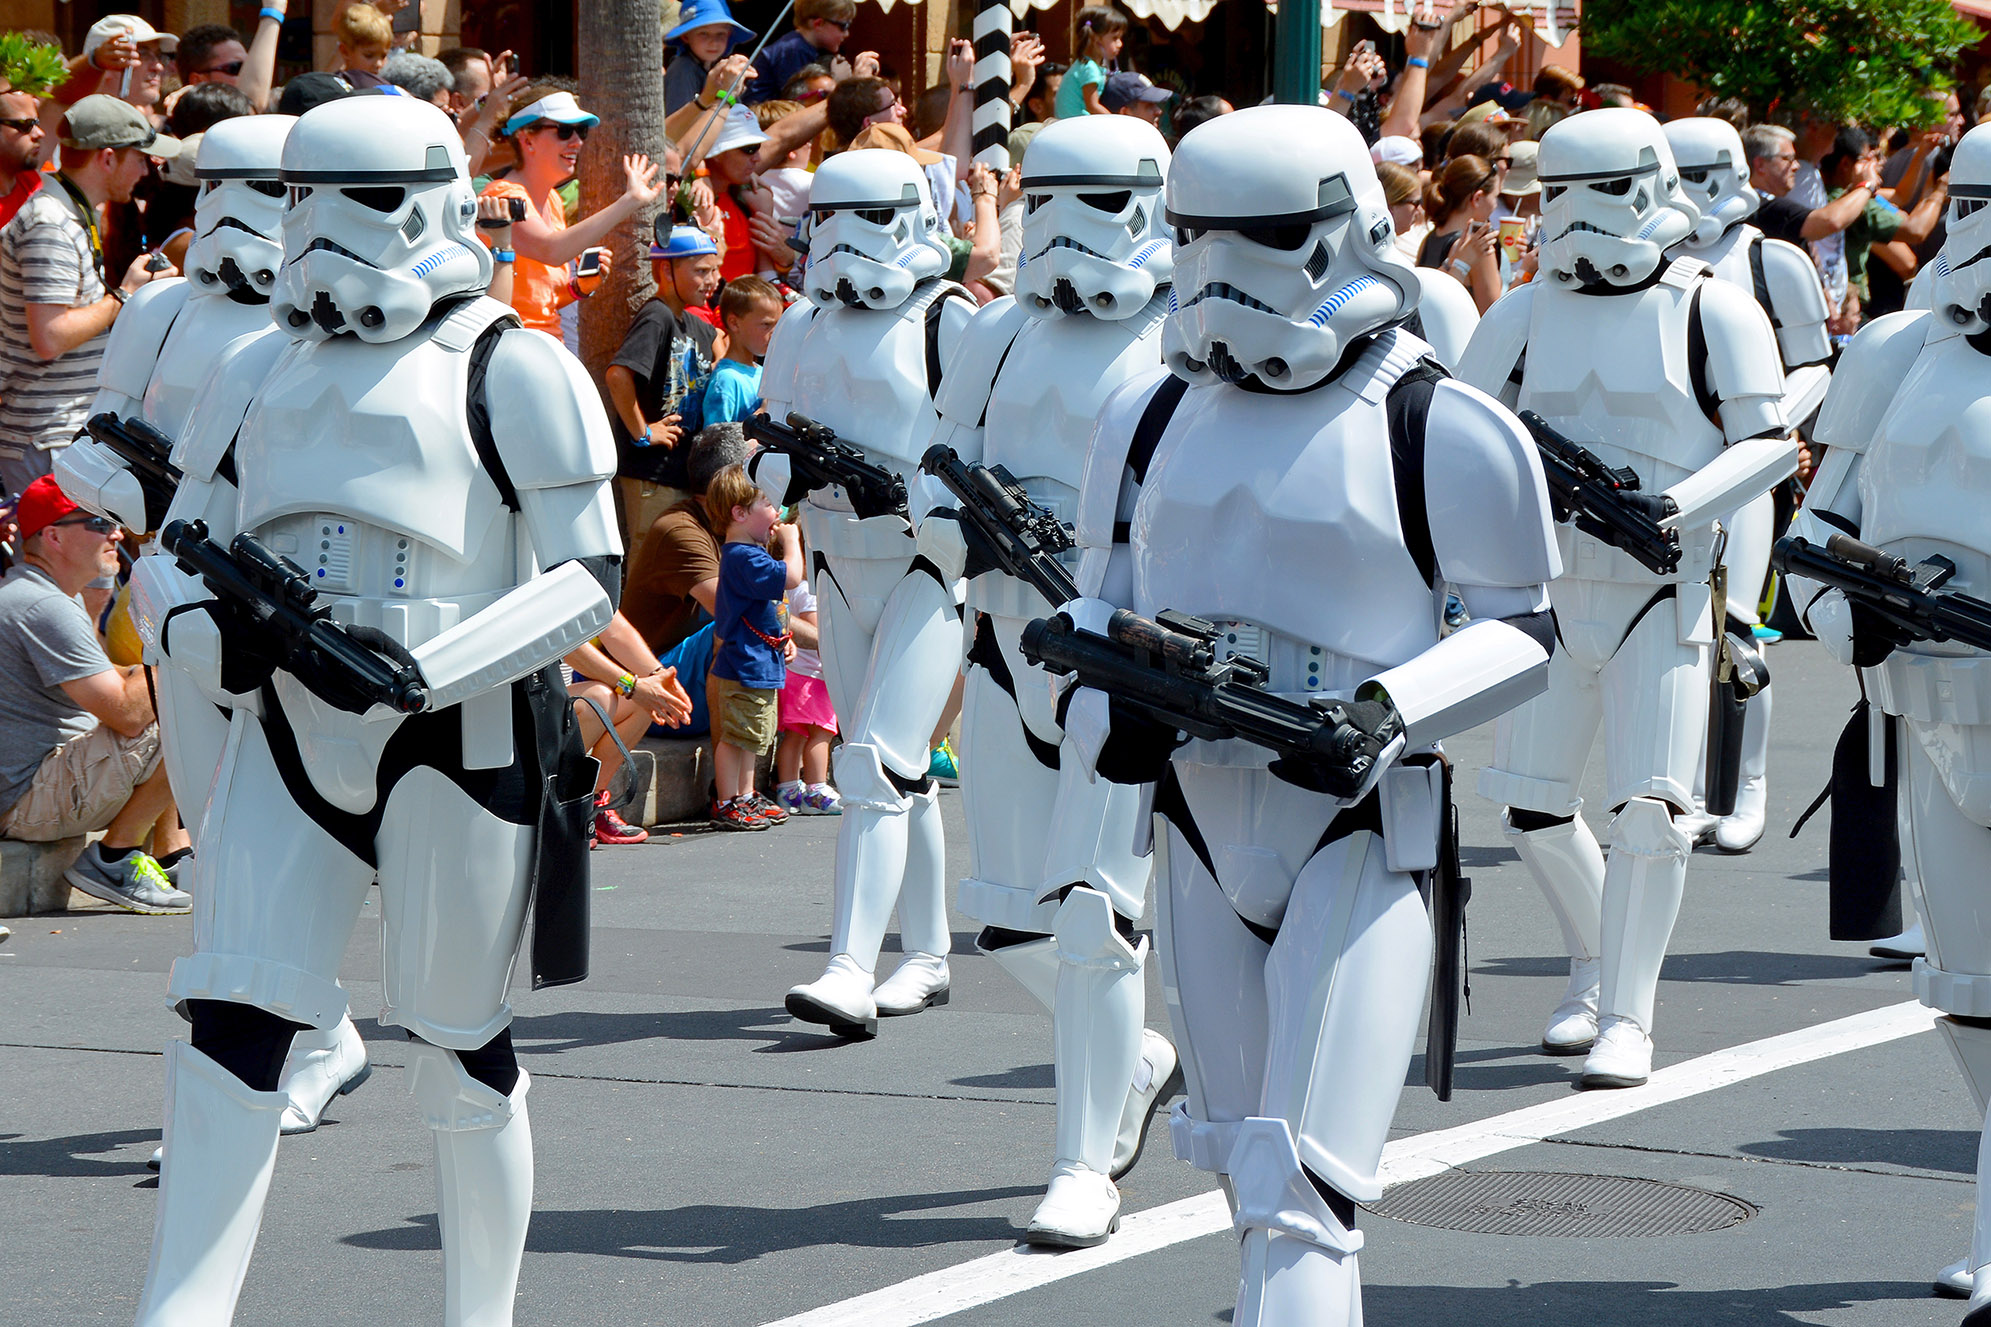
774, 577, 841, 814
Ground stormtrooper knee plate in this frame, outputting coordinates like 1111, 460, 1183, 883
1228, 1118, 1366, 1327
407, 1040, 533, 1327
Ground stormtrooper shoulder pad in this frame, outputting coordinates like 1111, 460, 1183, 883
1696, 276, 1787, 433
1454, 281, 1535, 400
757, 297, 820, 418
932, 294, 1032, 428
177, 329, 289, 481
484, 328, 618, 488
1076, 366, 1178, 550
97, 278, 190, 403
1812, 309, 1931, 453
1756, 237, 1833, 365
1423, 377, 1561, 588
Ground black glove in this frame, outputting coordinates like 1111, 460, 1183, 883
1619, 491, 1677, 525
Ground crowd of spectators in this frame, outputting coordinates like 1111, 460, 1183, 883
0, 0, 1979, 861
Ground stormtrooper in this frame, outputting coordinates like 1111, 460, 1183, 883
56, 113, 374, 1139
1459, 108, 1795, 1087
912, 114, 1179, 1247
1663, 116, 1834, 853
1785, 121, 1991, 1319
1050, 104, 1559, 1325
128, 96, 619, 1326
755, 149, 977, 1035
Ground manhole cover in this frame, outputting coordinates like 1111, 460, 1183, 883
1365, 1170, 1755, 1238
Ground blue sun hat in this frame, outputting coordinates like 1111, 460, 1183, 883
665, 0, 756, 48
650, 224, 720, 261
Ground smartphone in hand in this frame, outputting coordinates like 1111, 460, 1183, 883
575, 247, 605, 279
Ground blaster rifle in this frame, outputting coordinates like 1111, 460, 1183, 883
160, 519, 430, 716
1020, 608, 1399, 800
745, 412, 907, 521
918, 444, 1081, 605
84, 412, 182, 532
1519, 410, 1681, 576
1770, 533, 1991, 656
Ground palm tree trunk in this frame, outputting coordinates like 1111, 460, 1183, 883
578, 1, 668, 388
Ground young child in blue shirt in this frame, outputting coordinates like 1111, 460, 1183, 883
703, 464, 805, 829
701, 275, 784, 426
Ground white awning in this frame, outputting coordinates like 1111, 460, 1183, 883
870, 0, 1572, 41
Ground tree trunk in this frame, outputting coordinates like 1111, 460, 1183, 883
578, 0, 667, 389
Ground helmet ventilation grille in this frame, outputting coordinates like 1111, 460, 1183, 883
1304, 241, 1332, 282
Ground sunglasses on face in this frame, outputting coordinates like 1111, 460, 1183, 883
821, 18, 853, 30
535, 122, 591, 141
205, 60, 245, 76
54, 515, 117, 534
0, 117, 37, 134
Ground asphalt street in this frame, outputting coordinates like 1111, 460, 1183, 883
1, 639, 1975, 1326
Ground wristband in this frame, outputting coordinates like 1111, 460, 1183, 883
695, 95, 713, 110
260, 6, 286, 21
1406, 55, 1430, 68
716, 88, 738, 106
616, 672, 636, 698
110, 287, 127, 305
1448, 258, 1472, 279
1335, 88, 1359, 103
491, 248, 516, 262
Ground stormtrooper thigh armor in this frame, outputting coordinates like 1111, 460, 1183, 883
1155, 767, 1432, 1324
1483, 573, 1708, 1066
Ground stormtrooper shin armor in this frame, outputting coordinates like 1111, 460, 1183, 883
1459, 109, 1794, 1084
132, 96, 619, 1327
1071, 106, 1558, 1327
916, 115, 1178, 1244
759, 150, 976, 1036
1665, 117, 1836, 852
1784, 123, 1991, 1311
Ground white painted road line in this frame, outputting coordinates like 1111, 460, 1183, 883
758, 999, 1938, 1327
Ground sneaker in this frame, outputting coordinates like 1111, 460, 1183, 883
799, 783, 842, 815
709, 797, 769, 832
154, 847, 193, 891
928, 738, 960, 786
1751, 623, 1784, 644
63, 845, 191, 915
0, 923, 9, 945
593, 789, 649, 845
743, 791, 789, 825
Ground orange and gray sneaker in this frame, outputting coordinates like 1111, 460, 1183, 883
709, 796, 770, 831
594, 790, 649, 844
742, 791, 789, 825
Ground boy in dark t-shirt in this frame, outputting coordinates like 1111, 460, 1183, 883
606, 225, 724, 547
702, 465, 804, 830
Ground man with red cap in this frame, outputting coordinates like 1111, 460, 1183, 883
0, 476, 190, 913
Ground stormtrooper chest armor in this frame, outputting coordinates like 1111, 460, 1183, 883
785, 294, 948, 478
232, 321, 516, 647
142, 296, 274, 439
1131, 348, 1439, 687
1519, 276, 1727, 490
1863, 332, 1991, 567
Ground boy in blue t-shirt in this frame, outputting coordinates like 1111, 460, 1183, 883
702, 275, 784, 426
703, 464, 805, 829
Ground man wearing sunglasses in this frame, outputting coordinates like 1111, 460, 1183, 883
0, 477, 192, 916
173, 20, 282, 116
0, 95, 180, 500
0, 87, 45, 231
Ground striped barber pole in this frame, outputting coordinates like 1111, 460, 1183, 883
972, 0, 1012, 171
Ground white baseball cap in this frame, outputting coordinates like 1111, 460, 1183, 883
709, 104, 768, 157
1370, 135, 1422, 168
85, 14, 179, 57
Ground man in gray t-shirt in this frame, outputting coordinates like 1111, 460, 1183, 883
0, 476, 189, 913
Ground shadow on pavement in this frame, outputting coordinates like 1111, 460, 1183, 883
1736, 1127, 1976, 1175
1474, 951, 1890, 987
1406, 1046, 1577, 1092
508, 1007, 829, 1056
1346, 1280, 1930, 1324
344, 1185, 1041, 1262
951, 1063, 1055, 1090
0, 1128, 158, 1178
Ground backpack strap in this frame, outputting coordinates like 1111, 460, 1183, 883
1684, 278, 1723, 430
1126, 374, 1190, 486
454, 300, 526, 511
1747, 234, 1782, 329
1383, 357, 1449, 588
912, 278, 976, 401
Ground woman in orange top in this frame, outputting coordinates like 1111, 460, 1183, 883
480, 87, 663, 335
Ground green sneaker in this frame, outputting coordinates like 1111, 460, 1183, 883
927, 738, 959, 786
63, 845, 192, 915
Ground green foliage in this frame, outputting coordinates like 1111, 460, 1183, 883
1582, 0, 1982, 127
0, 32, 67, 100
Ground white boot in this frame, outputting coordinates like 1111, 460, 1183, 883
134, 1041, 288, 1325
1871, 920, 1926, 960
1714, 686, 1771, 853
1542, 957, 1603, 1056
1025, 888, 1144, 1248
1505, 813, 1605, 1055
408, 1043, 534, 1327
1939, 1257, 1972, 1297
1585, 798, 1690, 1090
1228, 1118, 1365, 1327
279, 1015, 371, 1134
785, 953, 879, 1038
873, 952, 951, 1015
1112, 1028, 1180, 1179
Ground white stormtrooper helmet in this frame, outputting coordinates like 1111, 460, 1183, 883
1928, 124, 1991, 335
271, 95, 491, 343
184, 114, 296, 304
796, 149, 950, 310
1161, 104, 1417, 390
1538, 108, 1699, 290
1663, 117, 1760, 248
1014, 115, 1172, 321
